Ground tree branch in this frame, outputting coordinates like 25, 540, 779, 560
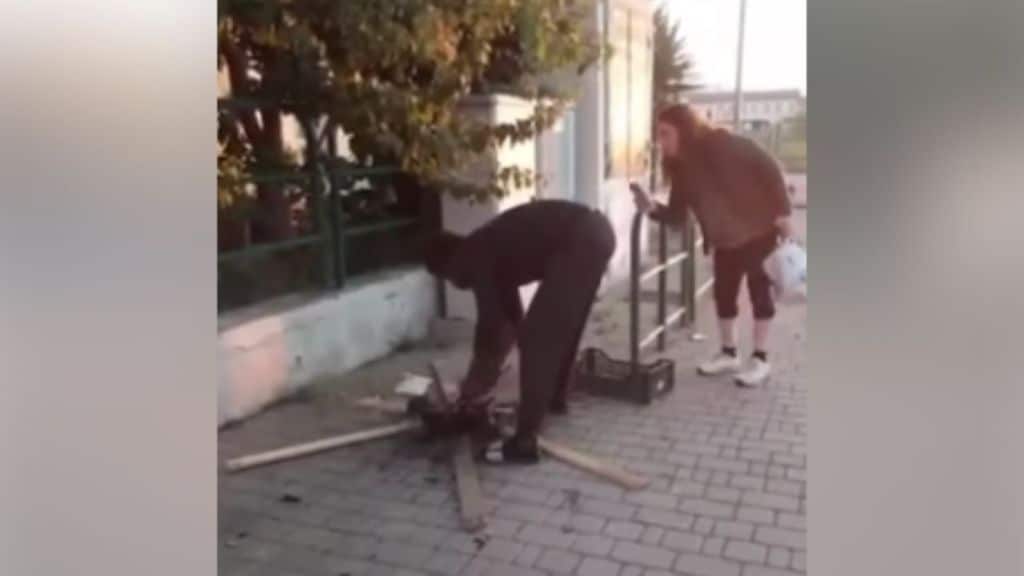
219, 31, 264, 148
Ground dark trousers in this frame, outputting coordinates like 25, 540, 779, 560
713, 231, 778, 320
516, 211, 616, 439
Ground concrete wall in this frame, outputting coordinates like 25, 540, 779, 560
535, 111, 574, 202
217, 267, 436, 426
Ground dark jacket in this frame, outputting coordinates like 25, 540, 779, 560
446, 200, 602, 387
652, 130, 791, 250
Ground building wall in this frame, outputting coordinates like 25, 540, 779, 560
535, 110, 575, 202
217, 267, 436, 426
586, 0, 654, 287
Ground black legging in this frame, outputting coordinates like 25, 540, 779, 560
713, 231, 778, 320
516, 211, 616, 439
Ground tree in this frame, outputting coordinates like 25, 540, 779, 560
218, 0, 601, 244
652, 6, 698, 107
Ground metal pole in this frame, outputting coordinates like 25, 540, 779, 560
325, 121, 342, 289
630, 212, 643, 376
656, 222, 667, 351
733, 0, 748, 132
680, 225, 688, 329
681, 217, 693, 328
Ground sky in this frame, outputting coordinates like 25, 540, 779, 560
662, 0, 807, 95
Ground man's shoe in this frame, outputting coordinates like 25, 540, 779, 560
482, 435, 540, 465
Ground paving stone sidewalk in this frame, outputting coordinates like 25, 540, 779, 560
219, 212, 807, 576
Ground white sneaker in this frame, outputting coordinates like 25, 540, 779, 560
735, 357, 771, 387
697, 352, 742, 376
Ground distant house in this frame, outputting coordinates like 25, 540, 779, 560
683, 89, 805, 128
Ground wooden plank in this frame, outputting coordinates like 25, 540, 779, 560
224, 421, 420, 473
395, 372, 434, 397
353, 396, 410, 415
452, 435, 487, 532
538, 436, 650, 490
428, 361, 452, 410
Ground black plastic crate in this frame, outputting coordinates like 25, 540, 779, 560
575, 347, 675, 405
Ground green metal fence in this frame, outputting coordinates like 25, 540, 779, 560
217, 99, 431, 312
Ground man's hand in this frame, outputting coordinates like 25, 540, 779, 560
456, 378, 494, 407
457, 355, 509, 410
630, 182, 655, 215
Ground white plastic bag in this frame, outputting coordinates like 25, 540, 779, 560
763, 240, 807, 305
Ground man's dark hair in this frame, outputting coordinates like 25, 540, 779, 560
423, 231, 463, 278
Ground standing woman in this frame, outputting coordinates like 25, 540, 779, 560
632, 104, 794, 387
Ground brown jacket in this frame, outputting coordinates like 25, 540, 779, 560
652, 130, 791, 250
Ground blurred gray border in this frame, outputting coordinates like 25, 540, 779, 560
810, 0, 1023, 573
1, 2, 216, 575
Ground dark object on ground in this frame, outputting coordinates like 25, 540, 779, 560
575, 347, 675, 404
407, 396, 496, 438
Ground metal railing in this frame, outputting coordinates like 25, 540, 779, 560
629, 212, 699, 372
217, 99, 425, 310
217, 164, 419, 281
